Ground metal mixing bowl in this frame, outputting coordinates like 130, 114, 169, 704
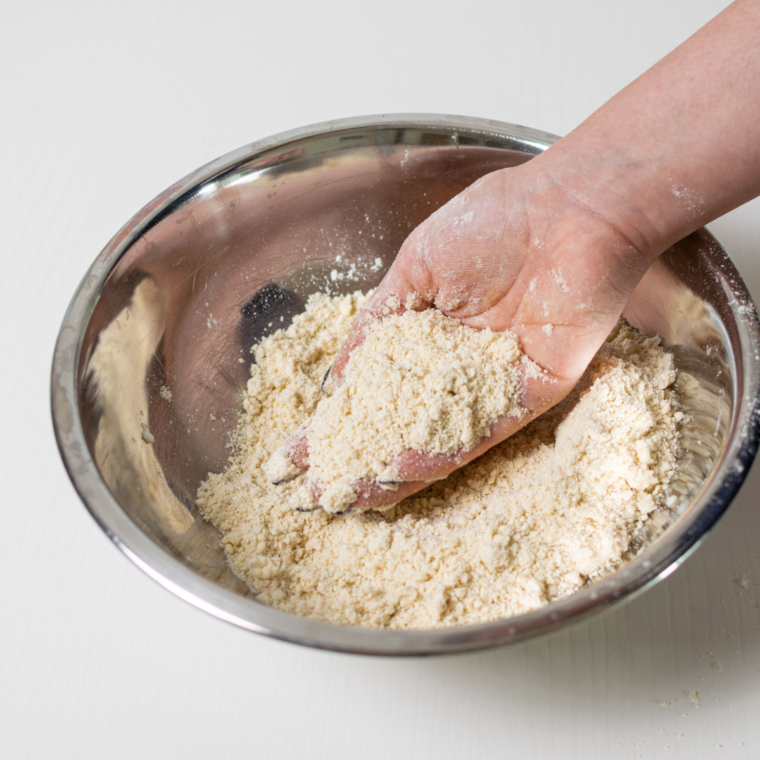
52, 114, 760, 656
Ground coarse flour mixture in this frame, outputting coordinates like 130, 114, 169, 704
196, 291, 681, 629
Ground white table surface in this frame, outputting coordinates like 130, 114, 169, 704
3, 1, 760, 757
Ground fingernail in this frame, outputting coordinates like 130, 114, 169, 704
376, 466, 405, 489
321, 364, 333, 393
288, 487, 319, 513
377, 481, 402, 490
264, 448, 301, 484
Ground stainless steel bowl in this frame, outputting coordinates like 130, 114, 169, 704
52, 114, 760, 656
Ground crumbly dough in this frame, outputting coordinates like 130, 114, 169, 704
196, 291, 681, 629
273, 305, 535, 514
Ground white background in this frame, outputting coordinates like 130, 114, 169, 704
2, 1, 760, 758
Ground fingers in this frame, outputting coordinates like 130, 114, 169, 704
288, 473, 424, 515
330, 283, 423, 384
264, 280, 421, 510
272, 360, 562, 515
342, 372, 559, 512
263, 428, 309, 484
329, 309, 373, 385
344, 479, 432, 513
285, 409, 550, 515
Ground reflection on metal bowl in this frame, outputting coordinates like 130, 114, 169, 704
52, 115, 760, 655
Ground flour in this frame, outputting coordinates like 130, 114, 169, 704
271, 306, 533, 514
195, 292, 681, 629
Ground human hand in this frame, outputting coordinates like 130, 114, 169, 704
268, 159, 659, 512
267, 0, 760, 513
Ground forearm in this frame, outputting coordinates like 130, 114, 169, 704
534, 0, 760, 260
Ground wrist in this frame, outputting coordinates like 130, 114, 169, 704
526, 144, 677, 264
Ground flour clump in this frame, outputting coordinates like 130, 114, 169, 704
196, 291, 681, 629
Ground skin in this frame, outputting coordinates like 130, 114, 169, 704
274, 0, 760, 513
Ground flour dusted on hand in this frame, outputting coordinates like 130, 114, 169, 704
270, 304, 532, 514
196, 291, 681, 629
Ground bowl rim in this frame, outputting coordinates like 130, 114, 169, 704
51, 113, 760, 656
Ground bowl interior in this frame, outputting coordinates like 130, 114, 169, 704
57, 117, 760, 654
